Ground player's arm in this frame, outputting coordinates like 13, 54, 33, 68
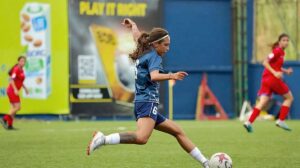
9, 80, 18, 95
262, 59, 282, 79
150, 70, 188, 81
281, 67, 293, 75
122, 18, 141, 42
9, 69, 19, 95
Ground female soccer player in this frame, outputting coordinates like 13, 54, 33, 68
244, 33, 294, 133
0, 56, 28, 130
87, 19, 209, 168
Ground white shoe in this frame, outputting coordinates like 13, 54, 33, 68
276, 120, 291, 131
87, 131, 105, 155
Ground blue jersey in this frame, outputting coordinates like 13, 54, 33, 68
134, 49, 164, 103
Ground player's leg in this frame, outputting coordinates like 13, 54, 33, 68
271, 80, 293, 131
276, 91, 293, 131
87, 102, 157, 155
244, 95, 270, 132
155, 119, 194, 152
249, 95, 270, 123
2, 103, 20, 130
104, 102, 158, 145
1, 91, 20, 129
246, 80, 272, 125
155, 119, 209, 167
117, 117, 156, 144
9, 103, 21, 117
87, 117, 156, 155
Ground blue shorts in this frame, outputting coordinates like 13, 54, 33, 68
134, 102, 167, 126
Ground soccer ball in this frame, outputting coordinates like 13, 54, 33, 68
209, 152, 232, 168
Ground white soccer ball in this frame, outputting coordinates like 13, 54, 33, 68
209, 152, 232, 168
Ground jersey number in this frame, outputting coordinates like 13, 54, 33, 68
152, 106, 158, 115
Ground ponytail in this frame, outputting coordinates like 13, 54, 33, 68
8, 64, 18, 76
271, 42, 279, 49
129, 32, 151, 61
129, 28, 169, 61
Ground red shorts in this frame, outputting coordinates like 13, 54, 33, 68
257, 77, 289, 97
6, 88, 20, 103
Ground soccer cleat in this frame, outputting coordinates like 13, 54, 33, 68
243, 122, 253, 133
87, 131, 106, 155
202, 160, 210, 168
0, 118, 8, 129
7, 126, 17, 130
276, 120, 291, 131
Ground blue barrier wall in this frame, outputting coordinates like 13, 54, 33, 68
247, 0, 300, 119
162, 0, 300, 119
163, 0, 233, 119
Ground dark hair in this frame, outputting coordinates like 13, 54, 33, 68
129, 28, 169, 61
272, 33, 289, 49
8, 56, 26, 76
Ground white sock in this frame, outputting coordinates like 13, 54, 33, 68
244, 121, 251, 125
105, 133, 120, 145
276, 119, 283, 123
189, 147, 208, 164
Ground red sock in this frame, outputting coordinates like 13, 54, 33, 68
248, 107, 261, 123
3, 115, 13, 127
3, 115, 10, 122
279, 106, 290, 121
8, 116, 13, 127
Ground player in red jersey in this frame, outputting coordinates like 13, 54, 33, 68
244, 33, 294, 132
0, 56, 28, 130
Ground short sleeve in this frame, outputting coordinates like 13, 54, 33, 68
148, 55, 162, 72
11, 66, 19, 79
268, 48, 281, 62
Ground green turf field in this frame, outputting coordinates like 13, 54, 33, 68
0, 120, 299, 168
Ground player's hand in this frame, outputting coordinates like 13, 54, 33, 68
122, 18, 135, 29
171, 71, 188, 80
274, 71, 283, 79
14, 89, 19, 96
286, 67, 293, 75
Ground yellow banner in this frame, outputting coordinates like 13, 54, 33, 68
0, 0, 69, 114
